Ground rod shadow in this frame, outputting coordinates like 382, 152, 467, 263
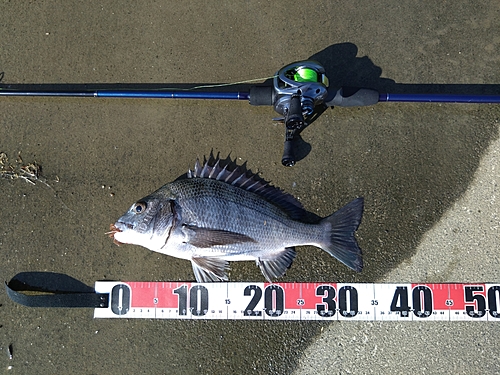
297, 43, 499, 281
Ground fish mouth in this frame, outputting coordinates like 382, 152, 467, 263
106, 223, 124, 246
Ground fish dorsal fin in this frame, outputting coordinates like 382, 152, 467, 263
187, 155, 305, 220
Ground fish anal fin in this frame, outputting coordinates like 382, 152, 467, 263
183, 224, 256, 248
191, 256, 230, 282
257, 247, 296, 282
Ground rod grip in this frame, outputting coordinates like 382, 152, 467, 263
249, 86, 273, 106
325, 87, 379, 107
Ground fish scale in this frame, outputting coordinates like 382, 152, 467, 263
169, 178, 312, 248
111, 157, 364, 282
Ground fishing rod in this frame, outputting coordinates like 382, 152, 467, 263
1, 61, 500, 166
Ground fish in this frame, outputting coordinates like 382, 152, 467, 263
109, 156, 364, 282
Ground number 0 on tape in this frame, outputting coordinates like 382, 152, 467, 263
93, 282, 500, 321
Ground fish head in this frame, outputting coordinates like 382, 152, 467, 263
110, 195, 177, 251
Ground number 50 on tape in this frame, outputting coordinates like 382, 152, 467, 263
93, 282, 500, 321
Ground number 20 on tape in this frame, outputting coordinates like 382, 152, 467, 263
93, 282, 500, 321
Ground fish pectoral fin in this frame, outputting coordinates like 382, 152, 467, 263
256, 247, 296, 282
191, 256, 230, 282
183, 224, 255, 248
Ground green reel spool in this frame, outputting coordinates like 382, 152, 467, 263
293, 67, 318, 83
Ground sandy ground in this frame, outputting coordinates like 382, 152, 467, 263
0, 1, 498, 374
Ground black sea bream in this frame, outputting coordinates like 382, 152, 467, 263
109, 157, 364, 282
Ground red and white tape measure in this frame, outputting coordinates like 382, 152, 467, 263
94, 282, 500, 321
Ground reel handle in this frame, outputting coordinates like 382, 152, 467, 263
281, 94, 304, 167
282, 138, 296, 167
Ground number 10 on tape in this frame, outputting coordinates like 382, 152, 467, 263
93, 282, 500, 321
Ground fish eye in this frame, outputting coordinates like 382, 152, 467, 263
132, 201, 147, 214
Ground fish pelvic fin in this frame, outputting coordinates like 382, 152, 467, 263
319, 197, 364, 272
191, 256, 230, 282
256, 247, 296, 282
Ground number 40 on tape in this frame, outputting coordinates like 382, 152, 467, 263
93, 282, 500, 322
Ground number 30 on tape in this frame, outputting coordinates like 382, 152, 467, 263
93, 282, 500, 321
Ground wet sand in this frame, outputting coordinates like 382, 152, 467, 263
0, 2, 499, 374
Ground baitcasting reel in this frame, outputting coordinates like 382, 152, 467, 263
249, 60, 379, 166
249, 60, 379, 167
272, 61, 330, 166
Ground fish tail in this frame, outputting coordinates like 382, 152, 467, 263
319, 197, 364, 272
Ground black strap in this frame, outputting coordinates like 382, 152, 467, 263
5, 272, 109, 308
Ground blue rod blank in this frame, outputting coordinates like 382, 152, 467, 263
379, 93, 500, 103
96, 90, 250, 100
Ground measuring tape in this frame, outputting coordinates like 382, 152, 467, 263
93, 281, 500, 321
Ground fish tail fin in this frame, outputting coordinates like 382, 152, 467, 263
319, 197, 364, 272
